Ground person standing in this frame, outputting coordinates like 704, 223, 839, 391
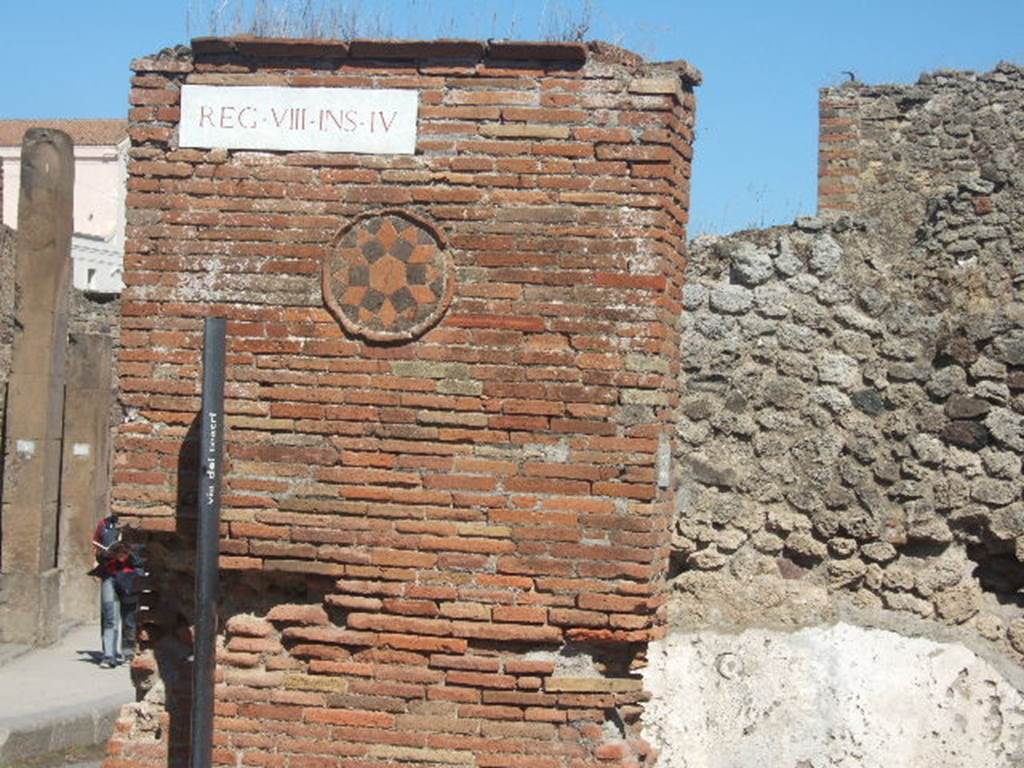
91, 514, 143, 668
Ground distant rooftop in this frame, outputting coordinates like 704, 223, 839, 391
0, 119, 127, 147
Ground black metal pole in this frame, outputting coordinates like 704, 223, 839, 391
190, 317, 226, 768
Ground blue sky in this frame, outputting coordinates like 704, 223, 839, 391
1, 1, 1021, 236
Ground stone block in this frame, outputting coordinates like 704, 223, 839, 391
942, 420, 990, 450
944, 395, 990, 420
3, 373, 65, 440
3, 438, 63, 508
730, 243, 774, 286
1, 497, 61, 572
0, 569, 60, 644
709, 286, 753, 315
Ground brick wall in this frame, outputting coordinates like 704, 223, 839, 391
107, 38, 698, 768
817, 90, 860, 214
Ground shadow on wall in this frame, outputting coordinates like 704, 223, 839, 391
126, 415, 338, 768
128, 415, 200, 768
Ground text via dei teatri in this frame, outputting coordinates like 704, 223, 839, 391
179, 85, 418, 154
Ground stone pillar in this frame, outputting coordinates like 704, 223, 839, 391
58, 333, 113, 624
1, 225, 13, 443
0, 128, 74, 645
0, 225, 11, 534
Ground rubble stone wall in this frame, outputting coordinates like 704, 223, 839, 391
655, 61, 1024, 768
656, 63, 1024, 767
819, 61, 1023, 290
674, 218, 1023, 650
675, 62, 1024, 651
106, 38, 697, 768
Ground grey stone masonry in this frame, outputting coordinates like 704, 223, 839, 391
675, 212, 1023, 662
674, 63, 1024, 666
819, 62, 1024, 303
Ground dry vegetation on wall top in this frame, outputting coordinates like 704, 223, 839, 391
188, 0, 596, 42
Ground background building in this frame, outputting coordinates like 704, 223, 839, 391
0, 120, 127, 294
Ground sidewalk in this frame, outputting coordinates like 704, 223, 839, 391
0, 624, 134, 766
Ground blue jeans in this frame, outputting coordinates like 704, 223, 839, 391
100, 576, 138, 662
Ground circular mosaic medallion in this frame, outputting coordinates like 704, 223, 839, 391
323, 210, 454, 342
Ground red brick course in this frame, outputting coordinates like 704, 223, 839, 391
818, 93, 861, 213
107, 37, 697, 768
